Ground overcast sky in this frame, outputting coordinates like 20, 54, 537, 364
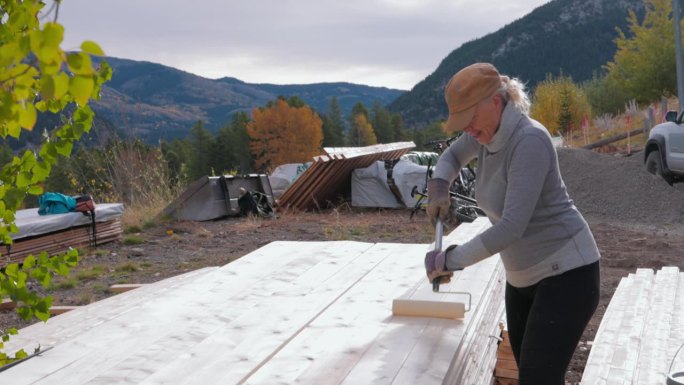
58, 0, 550, 90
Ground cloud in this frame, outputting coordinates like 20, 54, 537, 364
58, 0, 549, 89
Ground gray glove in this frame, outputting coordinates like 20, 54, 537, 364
426, 178, 450, 224
424, 249, 453, 284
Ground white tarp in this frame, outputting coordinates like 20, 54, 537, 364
11, 203, 124, 240
351, 159, 428, 208
269, 162, 312, 198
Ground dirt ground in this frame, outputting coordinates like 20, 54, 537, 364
3, 210, 684, 383
3, 148, 684, 384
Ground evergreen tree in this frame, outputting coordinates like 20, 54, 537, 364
268, 95, 306, 108
187, 121, 215, 181
215, 123, 237, 175
230, 112, 254, 173
584, 72, 626, 115
413, 121, 449, 151
558, 86, 573, 134
160, 138, 190, 185
350, 102, 369, 120
322, 97, 345, 147
391, 114, 408, 141
371, 101, 394, 143
214, 112, 253, 175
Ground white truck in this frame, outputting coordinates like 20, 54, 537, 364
645, 110, 684, 185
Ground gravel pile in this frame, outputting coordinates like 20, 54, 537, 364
557, 148, 684, 226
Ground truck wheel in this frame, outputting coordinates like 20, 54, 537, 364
646, 150, 673, 185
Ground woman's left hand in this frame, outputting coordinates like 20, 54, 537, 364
424, 249, 453, 284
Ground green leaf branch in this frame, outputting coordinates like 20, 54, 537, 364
0, 0, 111, 365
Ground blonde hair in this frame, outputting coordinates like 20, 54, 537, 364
497, 75, 531, 115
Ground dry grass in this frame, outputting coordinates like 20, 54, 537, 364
122, 196, 173, 230
561, 97, 677, 154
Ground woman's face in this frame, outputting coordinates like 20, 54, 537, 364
462, 93, 504, 145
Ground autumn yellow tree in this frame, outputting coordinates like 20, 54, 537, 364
530, 74, 591, 135
348, 114, 377, 146
605, 0, 677, 103
248, 98, 323, 172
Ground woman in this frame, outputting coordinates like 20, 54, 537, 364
424, 62, 600, 385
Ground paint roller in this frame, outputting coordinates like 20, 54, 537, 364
391, 218, 471, 320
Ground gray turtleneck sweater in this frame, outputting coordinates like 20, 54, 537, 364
434, 103, 600, 287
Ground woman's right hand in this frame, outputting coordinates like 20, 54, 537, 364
426, 178, 451, 225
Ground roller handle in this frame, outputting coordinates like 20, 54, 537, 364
432, 218, 443, 292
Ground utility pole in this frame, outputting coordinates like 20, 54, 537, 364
674, 0, 684, 111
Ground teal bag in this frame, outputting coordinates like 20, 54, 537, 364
38, 192, 77, 215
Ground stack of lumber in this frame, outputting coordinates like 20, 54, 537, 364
0, 218, 506, 385
493, 327, 518, 385
277, 142, 414, 211
0, 203, 124, 267
581, 267, 684, 384
0, 218, 123, 266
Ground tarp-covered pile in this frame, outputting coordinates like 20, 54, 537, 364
277, 142, 415, 211
351, 159, 429, 208
0, 203, 124, 267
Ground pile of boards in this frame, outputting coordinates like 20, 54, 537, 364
0, 218, 507, 385
581, 266, 684, 384
277, 142, 415, 211
0, 203, 124, 267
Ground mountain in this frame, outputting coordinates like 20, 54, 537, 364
88, 57, 405, 142
389, 0, 645, 127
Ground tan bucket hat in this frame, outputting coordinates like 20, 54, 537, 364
443, 63, 502, 133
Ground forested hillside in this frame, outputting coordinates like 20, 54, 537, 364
19, 57, 404, 147
389, 0, 645, 127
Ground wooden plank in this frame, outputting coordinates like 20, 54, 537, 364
495, 368, 519, 380
50, 306, 80, 315
277, 158, 326, 209
669, 273, 684, 378
0, 219, 123, 266
494, 378, 519, 385
243, 242, 432, 385
4, 241, 376, 385
607, 269, 653, 384
143, 241, 391, 385
3, 266, 219, 354
278, 142, 415, 211
582, 269, 662, 385
109, 283, 149, 293
0, 298, 16, 311
444, 258, 505, 385
496, 359, 518, 371
635, 267, 679, 384
0, 221, 504, 385
495, 330, 518, 379
581, 274, 637, 384
243, 219, 501, 385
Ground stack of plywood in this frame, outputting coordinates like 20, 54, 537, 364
581, 267, 684, 384
0, 218, 506, 385
277, 142, 415, 211
0, 203, 124, 267
0, 219, 122, 265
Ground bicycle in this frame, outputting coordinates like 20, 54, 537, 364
409, 136, 484, 221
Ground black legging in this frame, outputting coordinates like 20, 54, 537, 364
505, 261, 600, 385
